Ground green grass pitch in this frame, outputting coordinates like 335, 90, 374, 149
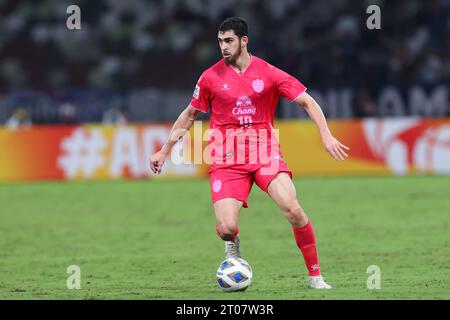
0, 176, 449, 299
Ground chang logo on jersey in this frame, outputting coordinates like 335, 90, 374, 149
232, 96, 256, 115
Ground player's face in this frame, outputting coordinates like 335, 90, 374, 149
218, 30, 246, 64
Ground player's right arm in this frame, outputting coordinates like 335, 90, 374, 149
149, 105, 200, 174
151, 72, 210, 174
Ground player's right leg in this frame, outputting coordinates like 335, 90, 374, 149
209, 166, 253, 259
214, 198, 243, 258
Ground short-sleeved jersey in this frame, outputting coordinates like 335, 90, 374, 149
189, 55, 306, 167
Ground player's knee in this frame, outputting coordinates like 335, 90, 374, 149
217, 223, 238, 241
284, 203, 308, 227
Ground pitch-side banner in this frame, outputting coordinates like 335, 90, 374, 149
281, 118, 450, 176
0, 124, 200, 181
0, 118, 449, 181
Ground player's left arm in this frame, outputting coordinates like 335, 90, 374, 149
294, 92, 350, 161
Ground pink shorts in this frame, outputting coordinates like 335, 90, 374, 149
209, 157, 292, 208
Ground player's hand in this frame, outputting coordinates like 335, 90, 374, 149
149, 149, 169, 174
322, 134, 350, 161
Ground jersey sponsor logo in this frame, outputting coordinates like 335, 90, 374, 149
232, 96, 256, 115
193, 84, 200, 99
222, 83, 230, 90
212, 179, 222, 192
252, 78, 264, 93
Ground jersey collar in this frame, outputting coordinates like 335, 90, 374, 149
227, 53, 253, 76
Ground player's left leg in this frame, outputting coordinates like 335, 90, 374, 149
259, 171, 332, 289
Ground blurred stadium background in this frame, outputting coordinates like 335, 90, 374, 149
1, 0, 450, 299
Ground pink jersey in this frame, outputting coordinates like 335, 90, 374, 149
189, 55, 306, 168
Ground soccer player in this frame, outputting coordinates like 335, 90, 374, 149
150, 17, 349, 289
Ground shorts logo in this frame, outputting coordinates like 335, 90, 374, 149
274, 155, 286, 164
193, 84, 200, 99
212, 179, 222, 193
252, 78, 264, 93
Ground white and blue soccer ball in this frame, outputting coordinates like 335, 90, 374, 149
216, 258, 253, 292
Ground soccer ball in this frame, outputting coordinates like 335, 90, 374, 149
216, 258, 253, 292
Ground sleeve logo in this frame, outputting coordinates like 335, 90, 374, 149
193, 84, 200, 99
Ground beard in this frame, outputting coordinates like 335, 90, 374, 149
224, 45, 242, 65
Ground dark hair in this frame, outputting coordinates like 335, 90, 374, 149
218, 17, 248, 38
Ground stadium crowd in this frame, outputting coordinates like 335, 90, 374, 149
0, 0, 449, 124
